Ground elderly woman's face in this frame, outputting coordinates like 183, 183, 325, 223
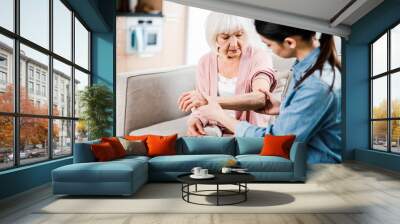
216, 30, 245, 59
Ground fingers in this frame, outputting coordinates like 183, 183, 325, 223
258, 88, 272, 97
179, 94, 192, 111
257, 88, 272, 101
188, 125, 202, 136
181, 98, 194, 112
184, 102, 196, 112
195, 120, 206, 135
177, 91, 191, 105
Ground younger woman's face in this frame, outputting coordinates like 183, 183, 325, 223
216, 30, 245, 59
260, 35, 296, 59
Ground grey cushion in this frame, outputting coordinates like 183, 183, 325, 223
122, 67, 196, 135
129, 116, 189, 137
118, 138, 147, 156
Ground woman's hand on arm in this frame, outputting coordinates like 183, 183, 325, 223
256, 89, 280, 115
197, 95, 239, 133
186, 116, 206, 136
177, 90, 208, 112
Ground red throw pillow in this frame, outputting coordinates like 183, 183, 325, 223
146, 134, 178, 157
260, 134, 296, 159
91, 142, 118, 162
124, 135, 150, 142
101, 137, 127, 158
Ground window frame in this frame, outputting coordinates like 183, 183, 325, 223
370, 20, 400, 154
0, 0, 92, 171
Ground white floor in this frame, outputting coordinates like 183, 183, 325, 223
1, 162, 400, 224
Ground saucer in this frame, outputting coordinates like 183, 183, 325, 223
190, 174, 215, 179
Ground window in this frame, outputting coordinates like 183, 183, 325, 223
35, 70, 41, 81
75, 18, 90, 70
35, 83, 40, 95
53, 0, 72, 60
0, 0, 91, 170
0, 55, 7, 67
0, 116, 13, 170
42, 85, 46, 97
20, 0, 49, 49
0, 0, 14, 32
28, 81, 34, 94
74, 69, 89, 119
28, 67, 34, 80
0, 71, 6, 85
370, 22, 400, 154
53, 119, 72, 158
53, 59, 72, 117
0, 34, 13, 113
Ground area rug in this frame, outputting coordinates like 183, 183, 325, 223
37, 183, 363, 214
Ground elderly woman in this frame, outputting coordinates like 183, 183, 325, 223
178, 12, 277, 136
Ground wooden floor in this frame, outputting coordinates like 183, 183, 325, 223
1, 162, 400, 224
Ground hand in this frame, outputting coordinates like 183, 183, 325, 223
197, 94, 225, 122
198, 94, 239, 133
257, 89, 280, 115
186, 117, 206, 136
177, 90, 208, 112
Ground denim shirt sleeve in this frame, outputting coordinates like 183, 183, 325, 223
235, 81, 335, 142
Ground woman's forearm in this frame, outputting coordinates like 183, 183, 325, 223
216, 92, 266, 111
216, 113, 240, 133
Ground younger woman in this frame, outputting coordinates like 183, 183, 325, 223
198, 21, 342, 163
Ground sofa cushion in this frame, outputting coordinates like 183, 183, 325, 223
53, 158, 148, 183
129, 116, 189, 137
148, 154, 235, 172
236, 155, 293, 172
91, 142, 118, 162
177, 136, 236, 155
101, 137, 127, 158
147, 134, 178, 157
118, 138, 148, 156
236, 137, 263, 155
260, 135, 296, 159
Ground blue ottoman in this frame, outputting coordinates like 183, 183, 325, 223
52, 156, 148, 196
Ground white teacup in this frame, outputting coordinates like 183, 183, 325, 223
221, 167, 232, 174
191, 167, 202, 176
199, 169, 208, 176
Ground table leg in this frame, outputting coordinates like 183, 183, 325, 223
245, 183, 247, 201
187, 184, 190, 202
195, 184, 197, 192
217, 184, 219, 206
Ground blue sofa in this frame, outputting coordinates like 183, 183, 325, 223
52, 137, 307, 196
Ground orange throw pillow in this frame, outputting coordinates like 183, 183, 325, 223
146, 134, 178, 157
101, 137, 127, 158
124, 135, 150, 142
91, 142, 117, 162
260, 135, 296, 159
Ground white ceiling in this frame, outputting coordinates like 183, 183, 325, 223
225, 0, 353, 22
167, 0, 384, 37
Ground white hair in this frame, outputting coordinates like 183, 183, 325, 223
204, 12, 263, 52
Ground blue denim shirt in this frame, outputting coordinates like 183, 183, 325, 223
235, 48, 342, 163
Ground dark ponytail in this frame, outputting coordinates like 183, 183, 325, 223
254, 20, 341, 90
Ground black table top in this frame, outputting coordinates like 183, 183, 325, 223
177, 172, 255, 185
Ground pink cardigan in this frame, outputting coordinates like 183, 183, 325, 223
193, 46, 277, 127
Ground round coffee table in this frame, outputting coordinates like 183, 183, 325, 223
177, 173, 255, 206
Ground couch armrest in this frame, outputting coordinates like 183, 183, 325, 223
289, 142, 307, 181
73, 140, 100, 163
